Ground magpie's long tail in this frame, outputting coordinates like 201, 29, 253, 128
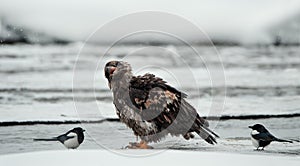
33, 137, 58, 141
275, 138, 293, 143
290, 139, 300, 142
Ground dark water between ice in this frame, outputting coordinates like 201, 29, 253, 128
0, 44, 300, 156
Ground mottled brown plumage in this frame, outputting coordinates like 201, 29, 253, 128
104, 61, 219, 147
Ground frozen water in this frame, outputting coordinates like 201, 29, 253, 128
0, 44, 300, 155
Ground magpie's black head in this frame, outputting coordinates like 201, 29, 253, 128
71, 127, 85, 134
248, 124, 267, 132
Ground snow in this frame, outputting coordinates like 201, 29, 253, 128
0, 150, 299, 166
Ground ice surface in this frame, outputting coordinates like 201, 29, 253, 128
1, 45, 300, 122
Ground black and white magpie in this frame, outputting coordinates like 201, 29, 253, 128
248, 124, 292, 150
34, 127, 85, 149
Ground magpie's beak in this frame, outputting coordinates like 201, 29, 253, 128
83, 129, 86, 132
248, 126, 253, 129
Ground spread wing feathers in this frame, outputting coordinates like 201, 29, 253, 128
129, 73, 219, 144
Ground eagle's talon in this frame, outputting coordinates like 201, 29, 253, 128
125, 142, 139, 149
129, 142, 136, 145
125, 145, 136, 149
128, 142, 139, 147
126, 141, 153, 149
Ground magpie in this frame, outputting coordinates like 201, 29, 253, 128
34, 127, 85, 149
248, 124, 292, 150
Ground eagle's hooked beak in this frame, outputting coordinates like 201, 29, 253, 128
105, 66, 116, 76
105, 66, 116, 89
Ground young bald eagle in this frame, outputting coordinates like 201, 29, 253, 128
104, 60, 219, 149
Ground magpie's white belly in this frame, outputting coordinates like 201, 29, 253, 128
250, 130, 260, 148
251, 136, 259, 148
63, 137, 80, 149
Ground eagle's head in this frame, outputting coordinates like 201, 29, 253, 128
104, 61, 132, 89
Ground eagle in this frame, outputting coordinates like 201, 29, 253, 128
104, 60, 219, 149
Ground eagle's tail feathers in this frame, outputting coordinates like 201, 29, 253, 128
195, 127, 217, 145
202, 125, 220, 138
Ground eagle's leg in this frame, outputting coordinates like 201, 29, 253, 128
126, 140, 153, 149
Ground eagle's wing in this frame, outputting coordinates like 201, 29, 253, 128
129, 73, 218, 144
